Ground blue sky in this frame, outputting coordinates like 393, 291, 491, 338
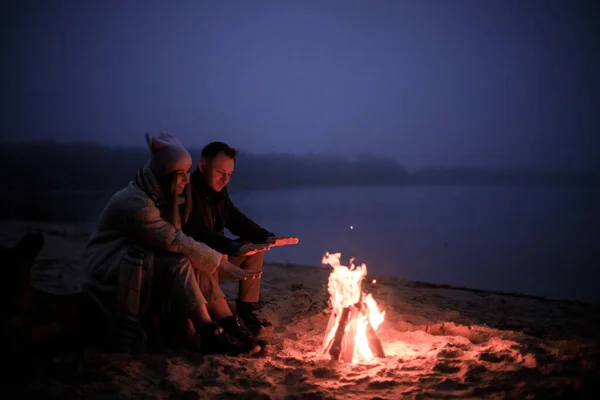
2, 0, 599, 170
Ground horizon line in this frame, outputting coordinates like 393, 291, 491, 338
1, 138, 598, 174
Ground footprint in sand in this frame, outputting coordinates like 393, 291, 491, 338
282, 357, 305, 367
434, 362, 462, 374
367, 380, 398, 389
464, 364, 489, 383
479, 351, 513, 363
438, 348, 463, 359
283, 370, 308, 386
401, 364, 425, 372
435, 378, 470, 391
312, 368, 339, 379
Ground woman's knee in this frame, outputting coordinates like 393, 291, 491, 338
165, 257, 207, 310
169, 257, 197, 283
171, 255, 192, 269
155, 254, 193, 275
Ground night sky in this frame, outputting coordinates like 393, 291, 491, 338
2, 0, 599, 170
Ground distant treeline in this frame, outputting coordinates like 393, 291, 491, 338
1, 141, 598, 193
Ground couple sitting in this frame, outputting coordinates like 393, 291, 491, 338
83, 133, 298, 356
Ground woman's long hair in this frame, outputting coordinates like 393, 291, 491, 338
145, 133, 191, 230
156, 172, 191, 230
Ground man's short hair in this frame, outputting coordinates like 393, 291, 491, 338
201, 142, 238, 160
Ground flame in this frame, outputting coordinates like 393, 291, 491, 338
321, 252, 386, 364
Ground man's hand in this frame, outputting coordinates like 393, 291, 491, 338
219, 256, 262, 281
238, 243, 270, 257
265, 236, 299, 247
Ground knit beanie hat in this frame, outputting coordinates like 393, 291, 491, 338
145, 133, 193, 176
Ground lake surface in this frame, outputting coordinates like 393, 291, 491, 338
2, 185, 599, 303
231, 186, 600, 304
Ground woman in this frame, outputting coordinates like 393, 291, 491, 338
83, 133, 260, 356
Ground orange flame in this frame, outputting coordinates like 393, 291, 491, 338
321, 252, 386, 363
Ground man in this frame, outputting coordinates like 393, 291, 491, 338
183, 142, 298, 338
82, 133, 262, 356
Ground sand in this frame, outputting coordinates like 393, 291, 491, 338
1, 220, 599, 399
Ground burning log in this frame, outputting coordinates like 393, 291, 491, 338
365, 318, 385, 358
340, 306, 358, 362
321, 253, 386, 364
325, 300, 385, 362
328, 306, 351, 361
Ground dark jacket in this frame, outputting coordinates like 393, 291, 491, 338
183, 169, 274, 256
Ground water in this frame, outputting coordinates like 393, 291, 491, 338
2, 185, 598, 303
232, 186, 600, 304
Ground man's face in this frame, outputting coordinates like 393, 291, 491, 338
199, 152, 234, 192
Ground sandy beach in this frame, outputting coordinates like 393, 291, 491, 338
2, 220, 599, 399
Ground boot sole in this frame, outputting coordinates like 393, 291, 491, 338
251, 345, 270, 358
235, 344, 262, 357
200, 343, 261, 357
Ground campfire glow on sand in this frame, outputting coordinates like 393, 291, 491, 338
321, 252, 386, 364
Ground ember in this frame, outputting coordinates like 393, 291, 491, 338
321, 252, 385, 364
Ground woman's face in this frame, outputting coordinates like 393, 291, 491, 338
174, 169, 191, 195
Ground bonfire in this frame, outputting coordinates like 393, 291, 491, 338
321, 252, 386, 364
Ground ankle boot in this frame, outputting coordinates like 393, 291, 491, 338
218, 315, 267, 347
195, 322, 261, 356
235, 300, 273, 338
